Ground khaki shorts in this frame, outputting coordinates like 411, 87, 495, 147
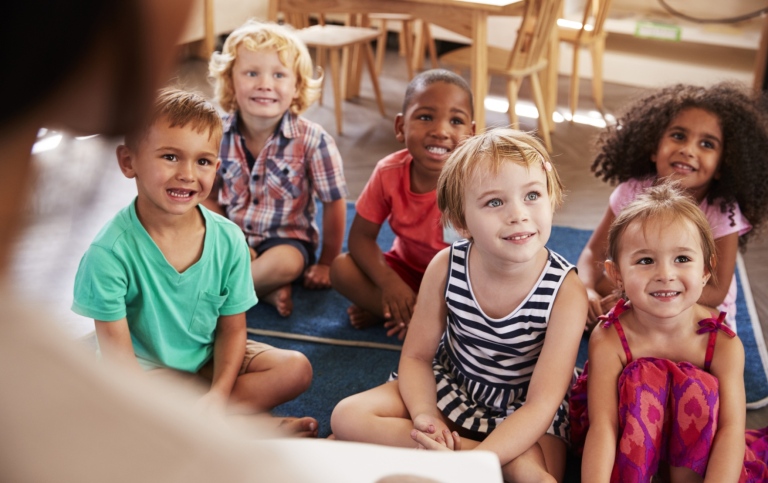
188, 340, 275, 380
239, 339, 274, 374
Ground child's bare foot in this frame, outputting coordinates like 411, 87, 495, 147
348, 305, 382, 329
276, 416, 319, 438
262, 285, 293, 317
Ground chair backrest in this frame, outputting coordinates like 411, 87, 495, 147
506, 0, 564, 73
282, 13, 327, 30
578, 0, 613, 39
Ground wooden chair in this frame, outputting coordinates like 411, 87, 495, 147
438, 0, 563, 152
283, 13, 386, 135
557, 0, 612, 117
368, 14, 438, 79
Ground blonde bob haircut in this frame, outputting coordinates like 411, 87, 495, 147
124, 87, 222, 151
607, 180, 717, 281
209, 19, 322, 115
437, 128, 564, 232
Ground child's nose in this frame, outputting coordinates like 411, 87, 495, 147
506, 201, 527, 222
177, 161, 195, 181
655, 262, 675, 281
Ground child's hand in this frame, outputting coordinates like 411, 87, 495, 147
381, 280, 417, 340
411, 413, 450, 446
303, 263, 331, 290
411, 428, 462, 451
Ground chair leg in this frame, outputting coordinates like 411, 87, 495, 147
569, 43, 581, 119
363, 43, 387, 117
375, 19, 387, 76
530, 72, 553, 153
401, 20, 414, 79
329, 48, 343, 135
317, 48, 326, 107
425, 23, 438, 69
506, 78, 521, 129
591, 37, 605, 113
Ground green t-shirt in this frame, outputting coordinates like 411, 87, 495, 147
72, 199, 257, 372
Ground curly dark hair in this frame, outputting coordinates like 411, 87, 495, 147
592, 82, 768, 248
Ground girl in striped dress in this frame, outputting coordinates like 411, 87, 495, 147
331, 129, 588, 482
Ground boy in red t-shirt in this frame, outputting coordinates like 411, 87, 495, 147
330, 70, 475, 340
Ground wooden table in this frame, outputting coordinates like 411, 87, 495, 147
269, 0, 527, 132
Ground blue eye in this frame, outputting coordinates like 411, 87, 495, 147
487, 199, 502, 208
525, 192, 540, 201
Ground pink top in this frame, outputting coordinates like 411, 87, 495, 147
355, 149, 447, 275
609, 178, 752, 323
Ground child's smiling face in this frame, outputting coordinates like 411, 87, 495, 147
395, 81, 474, 183
460, 160, 552, 265
232, 46, 299, 126
608, 215, 710, 321
652, 107, 723, 202
119, 117, 221, 221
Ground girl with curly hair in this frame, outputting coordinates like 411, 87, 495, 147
577, 82, 768, 331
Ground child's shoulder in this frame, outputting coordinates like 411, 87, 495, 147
88, 202, 136, 251
375, 149, 411, 171
199, 205, 242, 237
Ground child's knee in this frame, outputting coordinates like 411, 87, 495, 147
329, 253, 356, 288
282, 350, 312, 390
330, 395, 359, 439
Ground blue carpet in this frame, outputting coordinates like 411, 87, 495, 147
246, 203, 768, 436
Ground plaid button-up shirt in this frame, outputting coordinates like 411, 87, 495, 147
218, 111, 348, 249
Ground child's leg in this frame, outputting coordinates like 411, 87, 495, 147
330, 253, 386, 327
230, 346, 312, 412
331, 381, 422, 447
251, 243, 305, 316
501, 434, 566, 483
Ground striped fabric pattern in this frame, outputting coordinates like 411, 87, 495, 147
434, 239, 573, 438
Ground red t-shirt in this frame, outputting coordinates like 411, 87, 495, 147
355, 149, 448, 275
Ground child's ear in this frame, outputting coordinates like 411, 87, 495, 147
214, 158, 222, 171
116, 144, 137, 179
604, 260, 622, 289
469, 120, 476, 136
394, 113, 405, 143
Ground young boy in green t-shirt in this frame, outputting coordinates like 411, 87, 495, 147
72, 88, 316, 434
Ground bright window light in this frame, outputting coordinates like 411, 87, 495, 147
557, 19, 593, 31
32, 134, 63, 154
485, 95, 608, 128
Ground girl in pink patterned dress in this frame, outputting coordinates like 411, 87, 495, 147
570, 181, 768, 482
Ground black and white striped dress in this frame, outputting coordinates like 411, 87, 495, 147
434, 239, 572, 440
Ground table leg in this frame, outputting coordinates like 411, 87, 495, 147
470, 12, 489, 133
545, 26, 559, 131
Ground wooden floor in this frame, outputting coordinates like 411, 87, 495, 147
13, 46, 768, 428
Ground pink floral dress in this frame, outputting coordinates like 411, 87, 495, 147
570, 299, 768, 482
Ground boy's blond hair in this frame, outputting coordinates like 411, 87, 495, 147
437, 128, 564, 231
607, 180, 717, 280
124, 88, 222, 150
209, 20, 321, 115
